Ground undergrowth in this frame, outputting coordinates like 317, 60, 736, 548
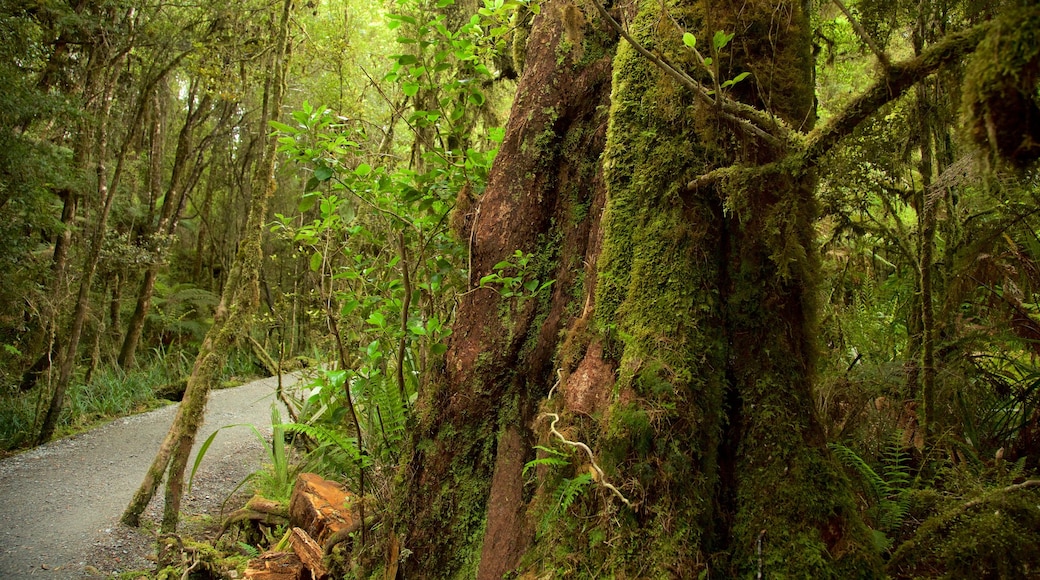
0, 347, 262, 453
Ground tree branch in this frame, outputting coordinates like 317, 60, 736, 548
589, 0, 791, 147
803, 21, 990, 166
831, 0, 891, 68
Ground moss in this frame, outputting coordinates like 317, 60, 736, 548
888, 486, 1040, 578
521, 0, 881, 574
961, 6, 1040, 168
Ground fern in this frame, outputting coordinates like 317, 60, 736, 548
554, 473, 593, 512
238, 541, 260, 558
279, 422, 370, 468
523, 445, 570, 476
830, 441, 911, 551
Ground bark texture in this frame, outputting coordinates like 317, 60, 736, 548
395, 1, 616, 576
395, 0, 882, 576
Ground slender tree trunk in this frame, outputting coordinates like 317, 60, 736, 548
37, 48, 128, 444
122, 0, 296, 532
118, 91, 214, 368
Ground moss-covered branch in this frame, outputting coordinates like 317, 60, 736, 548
803, 21, 991, 165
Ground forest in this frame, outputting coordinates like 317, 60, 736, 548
1, 0, 1040, 576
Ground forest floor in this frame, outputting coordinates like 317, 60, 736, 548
0, 373, 297, 579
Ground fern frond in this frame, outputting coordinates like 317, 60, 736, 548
280, 422, 369, 468
554, 473, 593, 512
523, 456, 570, 476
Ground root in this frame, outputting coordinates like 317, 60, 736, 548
542, 412, 633, 508
323, 514, 382, 556
216, 495, 290, 540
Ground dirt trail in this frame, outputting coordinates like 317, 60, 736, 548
0, 373, 298, 579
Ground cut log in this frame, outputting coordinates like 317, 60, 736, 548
289, 527, 328, 580
243, 551, 306, 580
289, 473, 356, 545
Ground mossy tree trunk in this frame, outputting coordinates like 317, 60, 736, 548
393, 0, 1003, 577
117, 89, 222, 369
120, 0, 296, 532
394, 2, 617, 576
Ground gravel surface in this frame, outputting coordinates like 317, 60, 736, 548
0, 373, 299, 579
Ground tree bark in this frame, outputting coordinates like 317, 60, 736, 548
36, 40, 129, 444
117, 89, 216, 368
396, 2, 617, 576
121, 0, 296, 532
396, 0, 884, 576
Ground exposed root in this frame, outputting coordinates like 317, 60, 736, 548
323, 514, 382, 556
541, 412, 633, 508
216, 495, 290, 540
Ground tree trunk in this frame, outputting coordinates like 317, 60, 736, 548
37, 44, 128, 444
395, 2, 617, 576
118, 90, 215, 368
395, 0, 881, 576
121, 0, 296, 532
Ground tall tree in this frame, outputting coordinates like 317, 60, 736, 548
387, 0, 1029, 576
122, 0, 297, 532
36, 2, 141, 444
117, 84, 226, 368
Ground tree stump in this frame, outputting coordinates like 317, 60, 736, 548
289, 473, 356, 545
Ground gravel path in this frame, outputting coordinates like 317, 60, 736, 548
0, 373, 299, 579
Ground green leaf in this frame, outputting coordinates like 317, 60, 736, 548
314, 165, 334, 181
703, 57, 713, 66
309, 251, 323, 272
268, 120, 296, 134
437, 0, 454, 6
713, 30, 734, 51
367, 310, 386, 328
488, 127, 505, 143
355, 163, 372, 177
721, 72, 751, 89
479, 274, 498, 286
341, 299, 360, 316
402, 81, 420, 97
682, 32, 696, 48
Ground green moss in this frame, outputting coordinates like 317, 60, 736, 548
961, 7, 1040, 167
555, 39, 574, 66
888, 486, 1040, 578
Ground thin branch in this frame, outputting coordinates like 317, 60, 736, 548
962, 480, 1040, 510
590, 0, 791, 147
831, 0, 891, 68
803, 20, 990, 166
